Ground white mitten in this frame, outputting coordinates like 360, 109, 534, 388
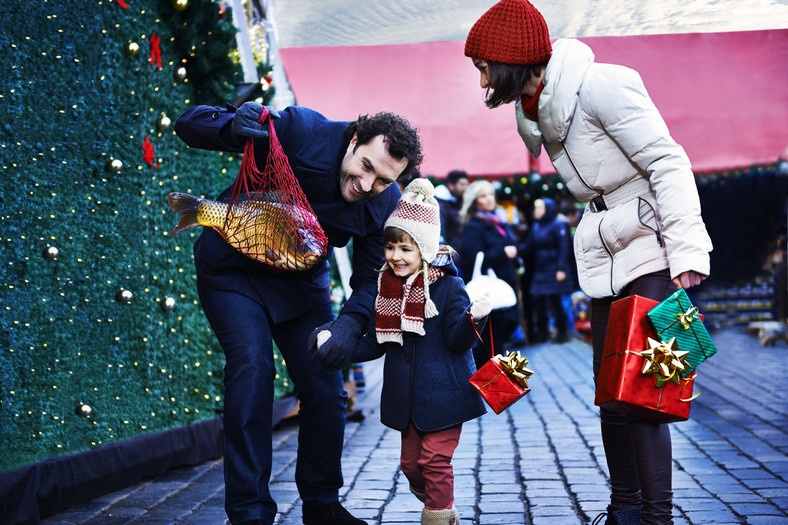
470, 292, 492, 319
316, 330, 332, 349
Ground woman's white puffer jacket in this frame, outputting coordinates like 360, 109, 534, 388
516, 38, 712, 298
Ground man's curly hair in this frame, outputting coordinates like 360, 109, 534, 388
345, 112, 423, 179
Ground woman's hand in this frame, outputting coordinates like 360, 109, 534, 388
504, 245, 518, 259
556, 270, 566, 283
672, 270, 707, 289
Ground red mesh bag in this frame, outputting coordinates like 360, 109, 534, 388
223, 107, 328, 271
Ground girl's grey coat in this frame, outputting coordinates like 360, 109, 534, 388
352, 265, 488, 432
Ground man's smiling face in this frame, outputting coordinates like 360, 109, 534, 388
338, 134, 407, 203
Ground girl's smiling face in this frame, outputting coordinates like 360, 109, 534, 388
385, 235, 423, 278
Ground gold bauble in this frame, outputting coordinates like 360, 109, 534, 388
157, 112, 171, 131
125, 42, 140, 56
43, 246, 59, 260
116, 289, 134, 304
172, 0, 188, 12
106, 158, 123, 173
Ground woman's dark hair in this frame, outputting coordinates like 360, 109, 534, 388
484, 60, 548, 109
345, 112, 424, 179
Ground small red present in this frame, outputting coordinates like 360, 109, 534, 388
469, 351, 532, 414
594, 295, 698, 423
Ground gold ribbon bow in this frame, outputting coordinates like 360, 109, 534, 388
640, 337, 689, 387
499, 350, 534, 389
675, 306, 699, 329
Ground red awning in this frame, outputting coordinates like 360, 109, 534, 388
279, 29, 788, 177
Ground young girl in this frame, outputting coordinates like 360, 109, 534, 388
315, 179, 491, 525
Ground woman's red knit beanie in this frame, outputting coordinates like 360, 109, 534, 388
464, 0, 552, 65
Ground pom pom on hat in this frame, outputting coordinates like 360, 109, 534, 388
385, 178, 441, 264
464, 0, 552, 65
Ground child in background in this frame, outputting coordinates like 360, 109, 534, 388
313, 179, 491, 525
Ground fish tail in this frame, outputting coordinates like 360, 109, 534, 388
168, 192, 201, 235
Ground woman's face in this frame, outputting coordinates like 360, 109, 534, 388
475, 187, 497, 213
472, 58, 492, 90
533, 199, 545, 220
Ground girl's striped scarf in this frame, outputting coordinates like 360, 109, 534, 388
375, 264, 444, 345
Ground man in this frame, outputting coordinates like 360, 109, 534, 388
434, 169, 469, 260
174, 101, 423, 525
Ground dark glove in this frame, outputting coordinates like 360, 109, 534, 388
308, 315, 362, 372
231, 101, 279, 140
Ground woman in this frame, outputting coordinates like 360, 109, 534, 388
464, 1, 713, 524
522, 198, 575, 343
460, 180, 522, 368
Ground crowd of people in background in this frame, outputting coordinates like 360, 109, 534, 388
402, 167, 584, 354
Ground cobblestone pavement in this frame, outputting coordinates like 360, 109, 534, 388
43, 325, 788, 524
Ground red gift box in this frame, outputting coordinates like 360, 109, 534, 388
468, 354, 530, 414
594, 295, 697, 423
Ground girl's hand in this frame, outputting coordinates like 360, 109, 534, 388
504, 245, 518, 259
556, 270, 566, 283
672, 271, 707, 289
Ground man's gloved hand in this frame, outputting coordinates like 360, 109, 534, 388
231, 101, 279, 140
308, 315, 362, 372
470, 291, 492, 319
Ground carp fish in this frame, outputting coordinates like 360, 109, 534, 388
167, 192, 325, 271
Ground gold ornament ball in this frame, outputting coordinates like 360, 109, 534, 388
172, 0, 188, 12
161, 296, 176, 311
43, 246, 59, 260
106, 158, 123, 173
76, 404, 93, 418
175, 67, 187, 81
116, 289, 134, 304
126, 41, 140, 56
157, 112, 171, 131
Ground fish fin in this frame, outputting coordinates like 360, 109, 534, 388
171, 212, 199, 235
168, 192, 201, 235
168, 192, 200, 213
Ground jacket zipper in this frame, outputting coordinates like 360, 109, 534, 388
562, 141, 600, 193
596, 219, 616, 296
637, 198, 664, 247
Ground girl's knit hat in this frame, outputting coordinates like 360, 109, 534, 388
385, 179, 441, 264
464, 0, 552, 65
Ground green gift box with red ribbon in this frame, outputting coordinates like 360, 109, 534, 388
647, 288, 717, 377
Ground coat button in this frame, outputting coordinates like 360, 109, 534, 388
405, 356, 411, 363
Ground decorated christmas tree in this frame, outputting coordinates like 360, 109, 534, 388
0, 0, 285, 473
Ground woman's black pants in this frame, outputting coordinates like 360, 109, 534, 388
591, 270, 676, 525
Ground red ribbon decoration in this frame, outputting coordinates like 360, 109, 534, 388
149, 34, 162, 70
117, 0, 130, 7
142, 135, 159, 168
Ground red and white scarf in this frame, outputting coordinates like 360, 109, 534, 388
375, 264, 444, 345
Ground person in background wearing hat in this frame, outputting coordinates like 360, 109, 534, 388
460, 179, 522, 368
312, 179, 490, 525
435, 169, 470, 270
464, 1, 713, 524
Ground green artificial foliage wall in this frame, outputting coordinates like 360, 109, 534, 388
0, 0, 288, 472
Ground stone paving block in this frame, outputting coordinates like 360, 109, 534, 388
680, 510, 740, 524
378, 510, 421, 523
479, 482, 524, 495
746, 518, 788, 525
474, 513, 532, 524
729, 500, 785, 515
741, 476, 788, 489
